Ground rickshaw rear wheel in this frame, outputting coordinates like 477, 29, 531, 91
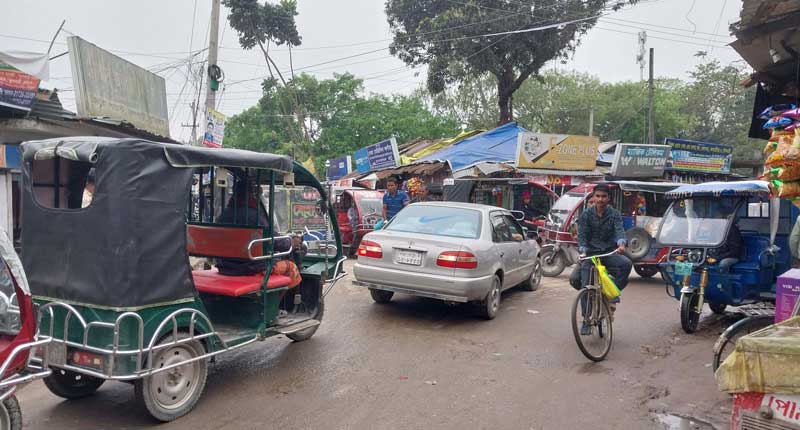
135, 333, 208, 422
0, 395, 22, 430
287, 300, 325, 342
540, 249, 566, 277
680, 293, 701, 333
633, 265, 658, 278
43, 368, 105, 399
708, 302, 727, 315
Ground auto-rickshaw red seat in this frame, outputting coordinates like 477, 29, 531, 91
192, 268, 291, 297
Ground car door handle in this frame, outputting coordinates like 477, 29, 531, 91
500, 252, 505, 257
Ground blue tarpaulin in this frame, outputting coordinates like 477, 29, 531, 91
417, 122, 526, 172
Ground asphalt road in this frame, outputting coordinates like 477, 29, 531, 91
19, 260, 737, 429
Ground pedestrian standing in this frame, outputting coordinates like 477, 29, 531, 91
382, 177, 409, 220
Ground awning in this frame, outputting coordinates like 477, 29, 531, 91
516, 167, 605, 176
611, 180, 683, 194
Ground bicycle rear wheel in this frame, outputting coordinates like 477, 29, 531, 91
571, 288, 613, 362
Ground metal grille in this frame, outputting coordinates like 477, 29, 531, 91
741, 412, 799, 430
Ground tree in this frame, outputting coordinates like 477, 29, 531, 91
386, 0, 635, 125
224, 73, 460, 174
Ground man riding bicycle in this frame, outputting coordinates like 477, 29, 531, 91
569, 184, 632, 334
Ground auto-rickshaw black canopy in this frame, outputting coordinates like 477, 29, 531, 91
20, 137, 294, 310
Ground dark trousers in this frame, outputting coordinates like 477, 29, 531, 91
569, 254, 633, 291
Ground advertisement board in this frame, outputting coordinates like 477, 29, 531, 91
202, 108, 226, 148
68, 36, 170, 138
516, 133, 598, 171
665, 138, 733, 174
353, 137, 400, 173
0, 63, 39, 111
327, 155, 352, 181
610, 144, 670, 177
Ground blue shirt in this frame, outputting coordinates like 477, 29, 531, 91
577, 206, 627, 255
383, 190, 409, 219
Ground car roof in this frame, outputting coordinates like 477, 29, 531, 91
408, 201, 510, 213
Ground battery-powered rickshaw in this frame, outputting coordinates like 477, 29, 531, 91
333, 188, 384, 255
0, 229, 51, 429
21, 137, 345, 422
539, 181, 680, 277
657, 181, 794, 334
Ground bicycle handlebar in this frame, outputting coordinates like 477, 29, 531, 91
578, 250, 620, 261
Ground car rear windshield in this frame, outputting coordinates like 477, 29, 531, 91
385, 205, 482, 239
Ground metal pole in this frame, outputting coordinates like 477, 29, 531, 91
647, 47, 655, 145
588, 107, 594, 137
47, 20, 66, 55
205, 0, 221, 112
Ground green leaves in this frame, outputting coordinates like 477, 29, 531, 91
223, 0, 301, 49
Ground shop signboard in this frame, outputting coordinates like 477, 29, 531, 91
516, 133, 598, 171
327, 155, 352, 181
610, 144, 670, 178
353, 137, 400, 173
665, 138, 733, 174
0, 63, 39, 111
68, 36, 170, 138
202, 108, 226, 148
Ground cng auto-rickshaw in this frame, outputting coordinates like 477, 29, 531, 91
333, 188, 384, 255
657, 181, 795, 334
0, 229, 51, 430
21, 137, 345, 422
539, 181, 680, 277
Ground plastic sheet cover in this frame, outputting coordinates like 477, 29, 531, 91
716, 316, 800, 394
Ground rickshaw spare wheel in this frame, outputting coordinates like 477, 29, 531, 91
624, 228, 651, 261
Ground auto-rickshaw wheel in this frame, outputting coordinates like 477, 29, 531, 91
135, 333, 208, 422
708, 302, 727, 315
43, 368, 105, 400
287, 300, 325, 342
0, 395, 22, 430
541, 249, 566, 277
370, 289, 394, 304
634, 265, 658, 278
680, 293, 701, 333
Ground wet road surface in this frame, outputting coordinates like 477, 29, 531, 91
19, 260, 736, 429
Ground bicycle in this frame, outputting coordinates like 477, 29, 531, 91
571, 250, 619, 362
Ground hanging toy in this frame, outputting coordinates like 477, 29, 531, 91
763, 116, 793, 129
759, 104, 797, 120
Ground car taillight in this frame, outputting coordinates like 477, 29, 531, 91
437, 251, 478, 269
357, 240, 383, 258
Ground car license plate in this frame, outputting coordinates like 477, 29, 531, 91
396, 249, 423, 266
675, 261, 693, 276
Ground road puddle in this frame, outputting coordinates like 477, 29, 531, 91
655, 413, 715, 429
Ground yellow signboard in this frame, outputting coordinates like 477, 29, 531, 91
515, 133, 599, 171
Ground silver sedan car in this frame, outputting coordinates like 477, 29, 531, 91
353, 202, 542, 319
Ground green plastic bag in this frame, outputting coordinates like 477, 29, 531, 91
592, 256, 621, 301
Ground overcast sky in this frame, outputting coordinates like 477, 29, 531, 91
1, 0, 742, 142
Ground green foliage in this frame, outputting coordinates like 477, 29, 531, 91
423, 60, 759, 158
224, 73, 460, 174
223, 0, 301, 49
386, 0, 636, 124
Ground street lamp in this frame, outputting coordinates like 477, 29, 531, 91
324, 160, 331, 183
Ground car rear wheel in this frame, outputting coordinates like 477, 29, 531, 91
44, 368, 105, 400
478, 276, 502, 320
369, 289, 394, 304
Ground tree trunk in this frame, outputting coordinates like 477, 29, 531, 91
497, 66, 515, 125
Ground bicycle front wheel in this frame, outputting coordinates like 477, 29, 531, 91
571, 288, 613, 362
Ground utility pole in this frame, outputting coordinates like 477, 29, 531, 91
647, 47, 655, 145
205, 0, 221, 113
588, 107, 594, 136
636, 31, 647, 82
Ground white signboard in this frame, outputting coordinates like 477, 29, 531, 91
68, 36, 170, 138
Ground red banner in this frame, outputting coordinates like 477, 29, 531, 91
0, 65, 39, 110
